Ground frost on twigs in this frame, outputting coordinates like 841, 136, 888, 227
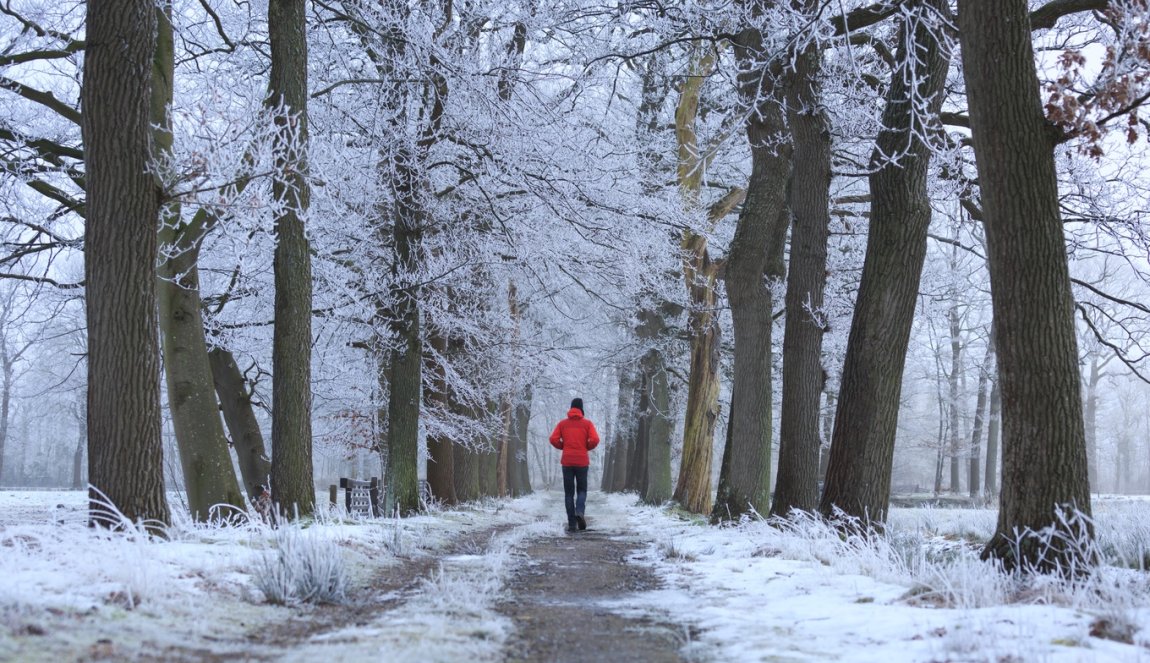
253, 527, 347, 605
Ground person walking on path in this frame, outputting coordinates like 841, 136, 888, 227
549, 397, 600, 532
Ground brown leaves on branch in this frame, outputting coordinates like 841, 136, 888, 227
1043, 1, 1150, 158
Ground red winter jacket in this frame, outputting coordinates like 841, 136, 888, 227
549, 408, 600, 467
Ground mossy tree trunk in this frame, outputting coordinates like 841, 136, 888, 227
671, 45, 725, 515
154, 6, 244, 520
208, 348, 271, 497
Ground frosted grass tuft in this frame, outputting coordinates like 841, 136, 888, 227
254, 526, 347, 605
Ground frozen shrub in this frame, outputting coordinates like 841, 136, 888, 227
253, 527, 346, 605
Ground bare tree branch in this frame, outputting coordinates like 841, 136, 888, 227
0, 271, 81, 289
1030, 0, 1109, 31
0, 77, 81, 125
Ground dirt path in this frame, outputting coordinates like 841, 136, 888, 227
498, 497, 692, 663
19, 492, 694, 662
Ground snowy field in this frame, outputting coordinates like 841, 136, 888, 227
1, 490, 1149, 661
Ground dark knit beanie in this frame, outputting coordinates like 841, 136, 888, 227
570, 398, 584, 415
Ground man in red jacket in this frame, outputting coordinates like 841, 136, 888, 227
549, 397, 600, 532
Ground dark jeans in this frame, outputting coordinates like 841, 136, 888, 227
562, 465, 588, 525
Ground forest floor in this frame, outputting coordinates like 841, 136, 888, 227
3, 489, 1150, 661
232, 492, 692, 662
0, 490, 696, 662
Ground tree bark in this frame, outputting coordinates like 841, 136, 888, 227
626, 389, 650, 495
817, 389, 834, 484
478, 404, 500, 497
208, 348, 271, 496
268, 0, 315, 518
82, 0, 170, 530
984, 377, 1001, 495
1083, 355, 1102, 489
959, 0, 1094, 573
0, 350, 10, 485
386, 192, 423, 514
425, 325, 457, 504
642, 351, 674, 504
819, 0, 951, 525
968, 334, 995, 499
1115, 433, 1131, 493
72, 436, 84, 490
603, 366, 636, 492
509, 383, 533, 496
673, 305, 719, 513
947, 299, 962, 493
154, 6, 244, 520
710, 10, 797, 524
453, 442, 481, 502
773, 23, 831, 518
672, 46, 722, 515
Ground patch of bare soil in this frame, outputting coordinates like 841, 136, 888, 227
499, 527, 690, 663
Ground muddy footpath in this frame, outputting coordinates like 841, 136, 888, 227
498, 521, 692, 663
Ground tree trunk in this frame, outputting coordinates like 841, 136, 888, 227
386, 200, 423, 514
602, 368, 628, 492
154, 7, 244, 520
947, 300, 962, 493
425, 326, 457, 504
498, 397, 513, 496
627, 361, 651, 494
710, 8, 794, 524
82, 0, 170, 531
1115, 434, 1131, 494
0, 357, 10, 485
673, 251, 720, 515
959, 0, 1094, 573
510, 384, 533, 496
773, 25, 831, 518
984, 377, 1001, 495
267, 0, 315, 519
933, 366, 947, 495
1083, 356, 1102, 490
453, 442, 481, 502
72, 436, 84, 490
600, 405, 618, 492
208, 348, 271, 497
642, 351, 673, 504
819, 0, 951, 525
817, 389, 834, 485
672, 46, 723, 515
479, 405, 500, 497
968, 334, 995, 499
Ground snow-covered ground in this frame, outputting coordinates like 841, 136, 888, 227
625, 495, 1150, 662
1, 489, 1149, 661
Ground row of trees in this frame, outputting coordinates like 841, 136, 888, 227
2, 0, 1148, 572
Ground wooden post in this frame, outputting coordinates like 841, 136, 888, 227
340, 477, 351, 515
